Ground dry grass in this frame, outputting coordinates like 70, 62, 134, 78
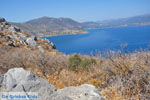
0, 45, 67, 78
0, 46, 150, 100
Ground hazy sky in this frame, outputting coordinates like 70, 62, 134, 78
0, 0, 150, 22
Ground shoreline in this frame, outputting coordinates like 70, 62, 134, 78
39, 25, 150, 38
39, 30, 88, 38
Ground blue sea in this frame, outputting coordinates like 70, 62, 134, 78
43, 26, 150, 55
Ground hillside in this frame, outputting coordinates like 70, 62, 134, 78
11, 17, 86, 37
83, 14, 150, 28
0, 17, 150, 100
0, 17, 56, 52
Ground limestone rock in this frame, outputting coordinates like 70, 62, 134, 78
58, 84, 105, 100
0, 17, 5, 23
26, 37, 37, 47
0, 68, 72, 100
8, 26, 21, 32
38, 46, 44, 53
0, 68, 105, 100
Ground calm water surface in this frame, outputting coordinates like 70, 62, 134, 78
43, 26, 150, 55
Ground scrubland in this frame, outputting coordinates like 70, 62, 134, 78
0, 45, 150, 100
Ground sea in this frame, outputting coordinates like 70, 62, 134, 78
42, 26, 150, 55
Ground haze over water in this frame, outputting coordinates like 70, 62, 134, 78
44, 26, 150, 55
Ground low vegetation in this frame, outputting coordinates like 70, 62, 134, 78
68, 54, 96, 71
0, 45, 150, 100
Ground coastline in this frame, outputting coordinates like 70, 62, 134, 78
39, 24, 150, 38
39, 30, 88, 37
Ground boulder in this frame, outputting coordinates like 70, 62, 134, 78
58, 84, 105, 100
7, 33, 18, 40
0, 25, 3, 31
8, 41, 16, 47
0, 68, 72, 100
38, 46, 44, 53
17, 32, 28, 41
51, 42, 56, 49
8, 26, 21, 32
26, 37, 37, 47
0, 17, 5, 23
0, 68, 105, 100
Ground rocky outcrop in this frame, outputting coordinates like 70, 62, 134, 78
58, 84, 105, 100
0, 68, 72, 100
26, 37, 37, 47
0, 68, 105, 100
0, 17, 6, 23
0, 17, 56, 51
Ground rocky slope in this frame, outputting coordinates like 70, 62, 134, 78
0, 17, 105, 100
11, 17, 86, 36
0, 17, 56, 52
0, 68, 105, 100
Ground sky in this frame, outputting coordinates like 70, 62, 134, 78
0, 0, 150, 22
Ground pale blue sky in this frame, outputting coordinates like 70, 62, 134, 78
0, 0, 150, 22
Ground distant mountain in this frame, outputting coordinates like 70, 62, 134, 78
83, 14, 150, 28
11, 16, 86, 37
82, 22, 100, 29
11, 14, 150, 37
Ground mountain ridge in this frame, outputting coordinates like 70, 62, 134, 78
11, 14, 150, 36
11, 17, 87, 37
83, 14, 150, 28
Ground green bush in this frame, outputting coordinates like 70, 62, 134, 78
68, 54, 81, 71
68, 54, 96, 71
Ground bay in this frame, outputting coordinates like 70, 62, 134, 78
43, 26, 150, 55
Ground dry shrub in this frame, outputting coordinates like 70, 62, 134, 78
0, 45, 67, 78
0, 45, 150, 100
98, 50, 150, 100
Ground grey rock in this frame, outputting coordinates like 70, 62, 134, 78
3, 68, 56, 92
26, 37, 37, 47
8, 26, 21, 33
49, 92, 73, 100
6, 35, 12, 40
51, 42, 56, 49
3, 22, 10, 25
34, 36, 38, 41
38, 46, 44, 53
0, 75, 4, 85
0, 68, 73, 100
7, 33, 18, 39
0, 17, 5, 23
0, 68, 105, 100
0, 75, 4, 91
19, 40, 27, 45
0, 25, 4, 31
43, 39, 56, 50
58, 84, 105, 100
17, 32, 28, 41
8, 42, 16, 47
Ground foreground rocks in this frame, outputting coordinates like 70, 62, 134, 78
0, 68, 105, 100
58, 84, 105, 100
